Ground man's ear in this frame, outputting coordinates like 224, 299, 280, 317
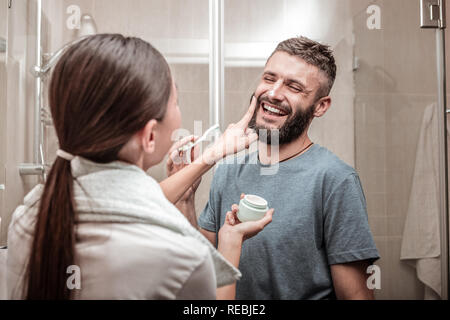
314, 96, 332, 118
141, 119, 158, 154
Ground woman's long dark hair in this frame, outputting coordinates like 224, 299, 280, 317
26, 34, 172, 300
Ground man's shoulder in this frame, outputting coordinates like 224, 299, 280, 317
312, 145, 358, 182
212, 146, 359, 184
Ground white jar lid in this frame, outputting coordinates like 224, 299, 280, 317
245, 195, 268, 208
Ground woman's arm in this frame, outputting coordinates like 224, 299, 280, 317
215, 202, 274, 300
216, 229, 243, 300
160, 148, 215, 204
160, 96, 257, 204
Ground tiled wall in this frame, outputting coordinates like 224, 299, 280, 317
353, 0, 446, 299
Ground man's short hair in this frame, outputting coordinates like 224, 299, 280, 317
270, 36, 337, 99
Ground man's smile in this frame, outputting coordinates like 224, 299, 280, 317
258, 100, 291, 125
261, 101, 289, 116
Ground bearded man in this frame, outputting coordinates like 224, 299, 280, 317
183, 36, 379, 300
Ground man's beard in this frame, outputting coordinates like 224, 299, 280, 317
248, 95, 316, 145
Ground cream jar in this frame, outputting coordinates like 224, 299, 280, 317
237, 195, 269, 222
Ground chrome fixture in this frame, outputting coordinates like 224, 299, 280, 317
421, 0, 446, 28
31, 12, 96, 78
31, 36, 88, 79
209, 0, 225, 131
20, 0, 44, 179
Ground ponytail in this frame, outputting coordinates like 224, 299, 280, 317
26, 158, 76, 300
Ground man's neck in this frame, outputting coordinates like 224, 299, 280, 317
258, 133, 312, 165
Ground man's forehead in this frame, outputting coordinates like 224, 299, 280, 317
264, 51, 322, 87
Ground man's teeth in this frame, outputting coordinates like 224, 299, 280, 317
263, 103, 285, 115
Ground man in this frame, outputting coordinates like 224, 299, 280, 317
176, 36, 379, 300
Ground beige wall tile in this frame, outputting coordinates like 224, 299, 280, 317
224, 91, 253, 126
366, 192, 387, 218
167, 0, 209, 39
386, 190, 408, 220
373, 235, 424, 300
358, 169, 386, 195
225, 67, 262, 93
372, 236, 389, 299
171, 64, 209, 93
92, 0, 209, 40
356, 123, 386, 150
387, 216, 406, 237
178, 91, 209, 133
386, 236, 425, 299
353, 2, 385, 95
386, 94, 436, 127
41, 0, 95, 51
382, 1, 437, 95
369, 215, 388, 237
355, 95, 386, 125
224, 0, 283, 43
314, 93, 355, 167
356, 146, 386, 177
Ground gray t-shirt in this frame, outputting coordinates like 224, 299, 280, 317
198, 144, 380, 300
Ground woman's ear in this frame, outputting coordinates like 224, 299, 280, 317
141, 119, 158, 154
313, 96, 332, 118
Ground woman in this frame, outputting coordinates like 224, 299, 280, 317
6, 34, 273, 300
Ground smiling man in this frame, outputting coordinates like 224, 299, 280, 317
192, 36, 380, 300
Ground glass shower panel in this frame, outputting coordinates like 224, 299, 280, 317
354, 0, 446, 300
39, 0, 212, 214
224, 0, 447, 299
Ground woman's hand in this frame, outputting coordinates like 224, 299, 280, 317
218, 194, 274, 243
203, 96, 258, 164
166, 135, 202, 202
215, 194, 273, 300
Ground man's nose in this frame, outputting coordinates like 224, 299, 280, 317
268, 82, 283, 101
